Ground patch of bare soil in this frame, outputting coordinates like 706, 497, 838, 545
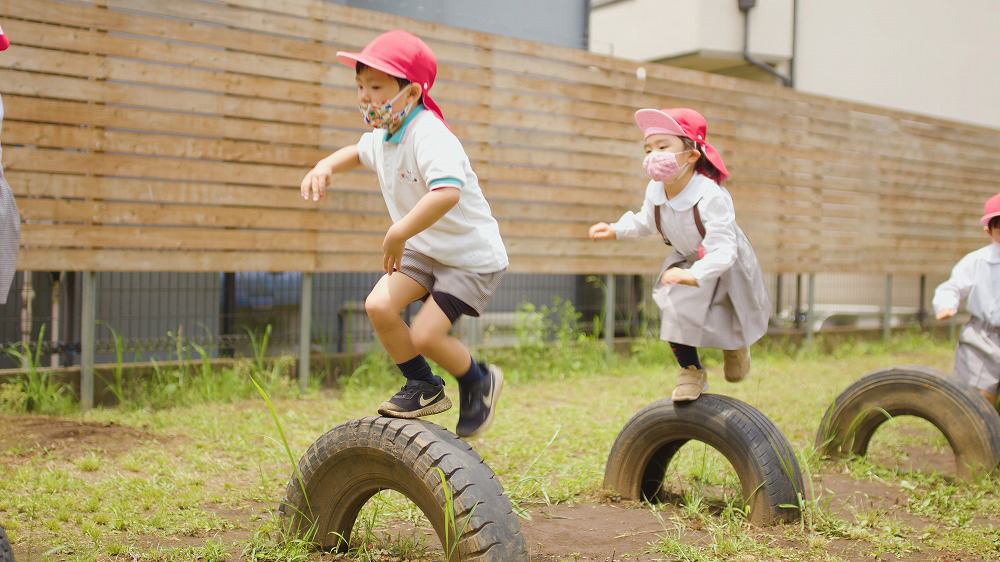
520, 502, 682, 561
0, 414, 172, 462
813, 468, 931, 531
866, 423, 958, 478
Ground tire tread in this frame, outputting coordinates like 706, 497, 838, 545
281, 416, 528, 561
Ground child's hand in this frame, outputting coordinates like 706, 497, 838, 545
589, 222, 616, 241
660, 268, 698, 287
300, 163, 333, 202
935, 307, 957, 320
382, 225, 406, 275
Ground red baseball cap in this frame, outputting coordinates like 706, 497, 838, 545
635, 108, 729, 182
0, 23, 10, 51
337, 30, 445, 124
980, 192, 1000, 226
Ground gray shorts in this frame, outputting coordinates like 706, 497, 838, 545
399, 248, 505, 316
954, 316, 1000, 396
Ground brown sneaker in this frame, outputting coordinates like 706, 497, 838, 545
671, 366, 708, 402
723, 348, 751, 382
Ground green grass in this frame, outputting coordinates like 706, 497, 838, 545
1, 331, 997, 560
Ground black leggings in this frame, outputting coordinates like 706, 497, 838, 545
669, 342, 702, 370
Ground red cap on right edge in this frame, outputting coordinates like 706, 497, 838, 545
980, 192, 1000, 226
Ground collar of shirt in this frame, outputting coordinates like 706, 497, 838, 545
648, 172, 708, 211
385, 103, 425, 143
987, 242, 1000, 264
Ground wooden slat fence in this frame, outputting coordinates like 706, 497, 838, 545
1, 0, 999, 275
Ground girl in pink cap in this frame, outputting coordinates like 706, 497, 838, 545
0, 22, 21, 306
300, 31, 508, 438
589, 108, 769, 401
932, 192, 1000, 408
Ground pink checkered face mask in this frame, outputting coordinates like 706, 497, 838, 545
359, 86, 413, 130
643, 149, 693, 182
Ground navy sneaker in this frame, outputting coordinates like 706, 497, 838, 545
378, 377, 452, 418
456, 364, 503, 438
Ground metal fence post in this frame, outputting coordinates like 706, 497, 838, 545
917, 274, 927, 328
604, 273, 616, 350
80, 271, 96, 410
774, 272, 783, 316
805, 273, 815, 344
794, 273, 803, 330
298, 272, 313, 392
883, 273, 893, 342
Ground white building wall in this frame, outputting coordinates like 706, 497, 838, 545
590, 0, 1000, 129
589, 0, 703, 58
794, 0, 1000, 128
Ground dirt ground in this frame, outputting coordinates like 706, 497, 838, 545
0, 416, 983, 561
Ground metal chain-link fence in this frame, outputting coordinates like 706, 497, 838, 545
0, 269, 956, 370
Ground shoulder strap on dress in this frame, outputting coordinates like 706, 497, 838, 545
654, 200, 706, 244
693, 199, 706, 239
653, 204, 669, 245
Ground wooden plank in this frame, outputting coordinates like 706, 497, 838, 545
17, 248, 320, 272
1, 120, 638, 175
14, 197, 636, 241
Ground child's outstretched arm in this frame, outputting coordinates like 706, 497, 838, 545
588, 222, 617, 241
382, 187, 461, 274
591, 184, 659, 241
933, 253, 976, 320
300, 145, 361, 202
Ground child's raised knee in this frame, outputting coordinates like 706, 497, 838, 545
364, 292, 396, 323
410, 329, 437, 355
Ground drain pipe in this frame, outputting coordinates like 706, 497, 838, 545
738, 0, 793, 87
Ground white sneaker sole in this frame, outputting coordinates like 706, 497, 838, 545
378, 395, 453, 418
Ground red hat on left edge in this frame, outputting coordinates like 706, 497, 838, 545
0, 23, 10, 51
337, 30, 444, 125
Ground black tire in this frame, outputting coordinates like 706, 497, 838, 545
816, 365, 1000, 477
603, 394, 804, 525
0, 524, 12, 562
280, 416, 529, 561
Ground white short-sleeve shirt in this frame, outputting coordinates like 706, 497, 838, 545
357, 106, 508, 273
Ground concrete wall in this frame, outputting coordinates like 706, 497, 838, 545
590, 0, 791, 62
332, 0, 591, 49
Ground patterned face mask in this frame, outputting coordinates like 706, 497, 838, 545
643, 149, 693, 182
358, 86, 413, 130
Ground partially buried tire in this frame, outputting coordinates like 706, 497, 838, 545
280, 416, 529, 561
0, 523, 12, 562
816, 365, 1000, 477
604, 394, 804, 525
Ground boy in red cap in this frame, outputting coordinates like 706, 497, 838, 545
0, 21, 21, 306
300, 30, 508, 438
588, 108, 770, 401
933, 192, 1000, 408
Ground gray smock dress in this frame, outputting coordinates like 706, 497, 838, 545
611, 173, 770, 350
932, 243, 1000, 395
0, 92, 21, 304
